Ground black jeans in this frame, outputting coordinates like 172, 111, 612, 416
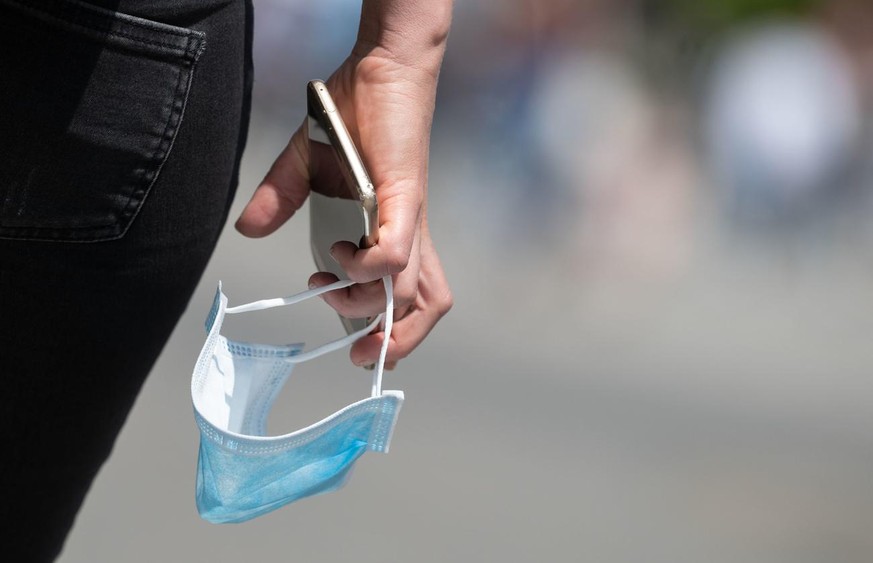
0, 0, 253, 559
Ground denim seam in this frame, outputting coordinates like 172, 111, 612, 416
110, 32, 206, 241
115, 62, 187, 235
1, 0, 202, 58
0, 0, 206, 243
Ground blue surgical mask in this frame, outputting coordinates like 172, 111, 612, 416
191, 277, 402, 524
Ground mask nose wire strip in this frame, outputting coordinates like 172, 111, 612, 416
372, 275, 394, 398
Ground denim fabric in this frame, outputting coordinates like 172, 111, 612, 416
0, 0, 206, 241
0, 0, 254, 560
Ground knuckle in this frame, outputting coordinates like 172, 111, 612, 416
389, 343, 412, 361
436, 288, 454, 317
394, 285, 417, 309
383, 243, 411, 275
322, 294, 356, 318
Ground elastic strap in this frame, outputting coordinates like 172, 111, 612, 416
372, 276, 394, 397
284, 314, 382, 364
225, 279, 355, 314
223, 277, 394, 397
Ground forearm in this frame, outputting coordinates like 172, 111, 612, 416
354, 0, 454, 72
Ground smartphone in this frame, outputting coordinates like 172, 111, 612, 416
307, 79, 378, 335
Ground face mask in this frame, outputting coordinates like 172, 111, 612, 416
191, 276, 402, 524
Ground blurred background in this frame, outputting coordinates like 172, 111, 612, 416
62, 1, 873, 561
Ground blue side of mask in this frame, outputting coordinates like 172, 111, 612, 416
194, 392, 402, 524
191, 281, 404, 524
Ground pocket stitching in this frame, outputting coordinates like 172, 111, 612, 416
1, 0, 204, 59
0, 2, 207, 242
117, 55, 188, 232
114, 31, 207, 239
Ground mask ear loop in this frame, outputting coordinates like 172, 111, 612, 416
371, 275, 394, 398
225, 279, 356, 314
223, 276, 395, 398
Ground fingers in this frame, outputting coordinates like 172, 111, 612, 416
235, 120, 310, 238
349, 233, 452, 366
348, 293, 451, 366
329, 182, 423, 281
312, 225, 421, 318
310, 226, 451, 368
307, 261, 418, 319
236, 58, 448, 370
308, 271, 383, 319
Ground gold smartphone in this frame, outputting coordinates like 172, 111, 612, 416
307, 79, 378, 335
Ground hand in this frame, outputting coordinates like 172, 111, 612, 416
309, 217, 452, 369
235, 5, 453, 368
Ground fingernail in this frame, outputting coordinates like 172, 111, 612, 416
352, 357, 372, 368
329, 244, 339, 264
309, 282, 317, 290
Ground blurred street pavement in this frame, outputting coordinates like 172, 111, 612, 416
60, 113, 873, 563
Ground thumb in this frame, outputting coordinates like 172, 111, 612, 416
235, 120, 310, 238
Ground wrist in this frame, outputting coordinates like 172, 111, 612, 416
354, 0, 453, 72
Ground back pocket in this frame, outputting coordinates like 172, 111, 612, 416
0, 0, 206, 242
